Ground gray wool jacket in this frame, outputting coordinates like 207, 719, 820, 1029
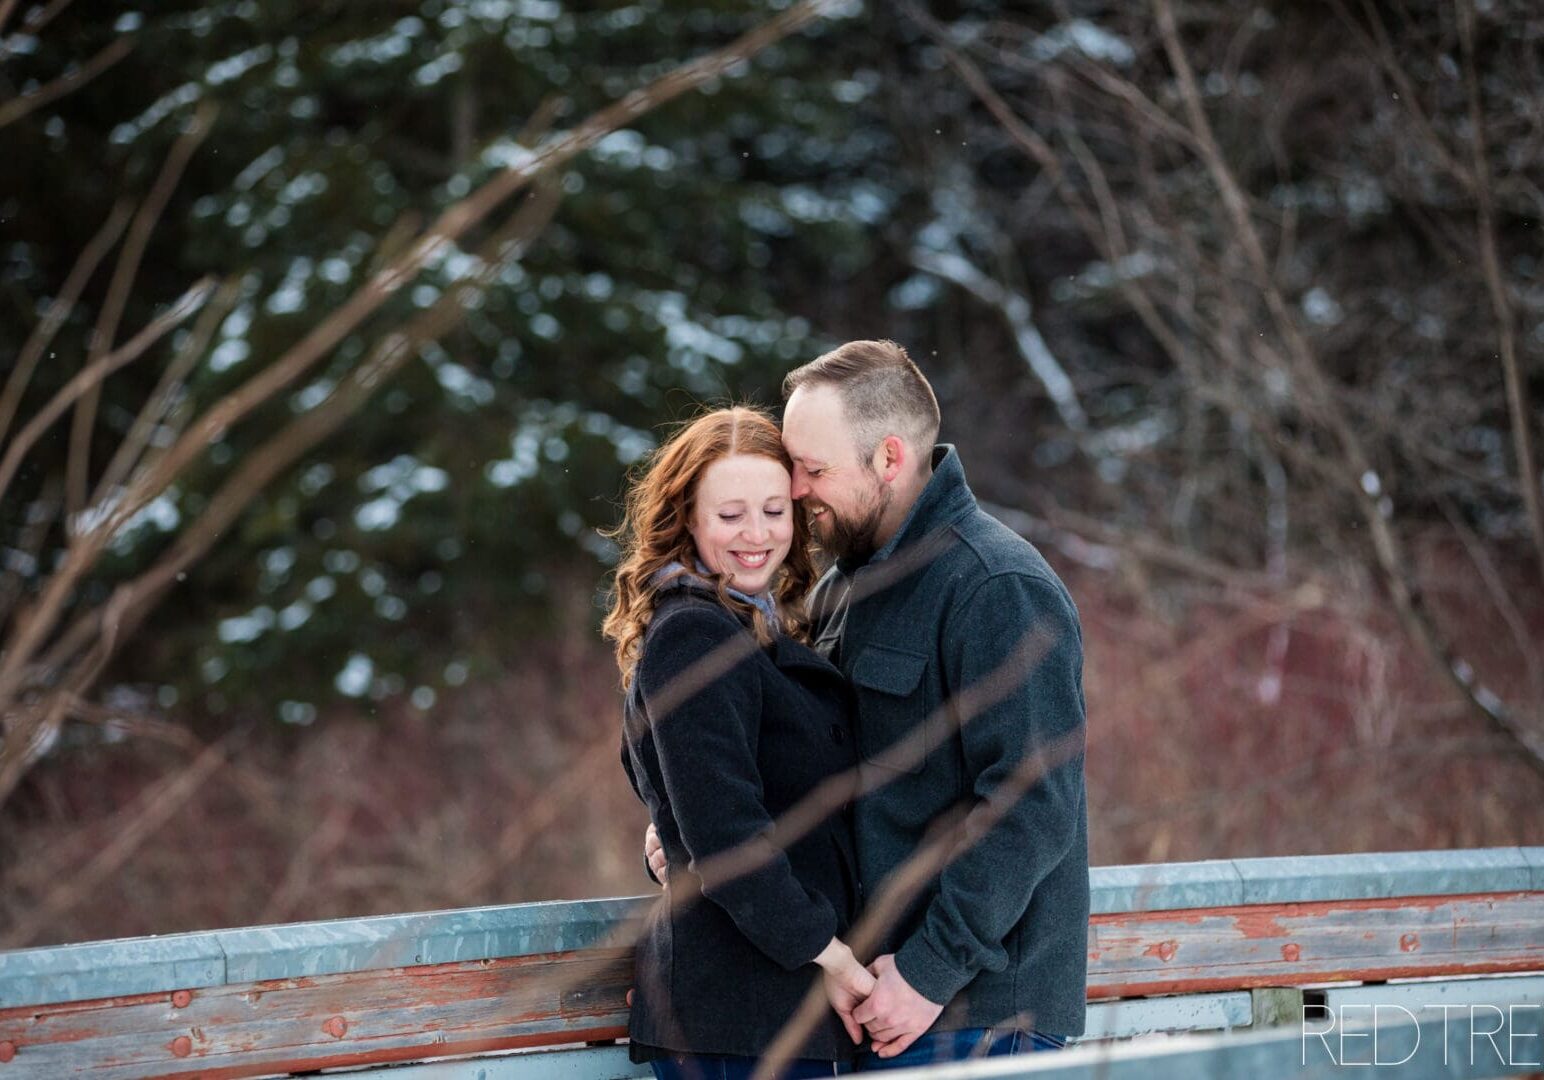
808, 445, 1089, 1038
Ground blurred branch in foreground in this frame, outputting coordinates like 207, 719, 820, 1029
0, 0, 842, 808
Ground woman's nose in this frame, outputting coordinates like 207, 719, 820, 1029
742, 516, 770, 543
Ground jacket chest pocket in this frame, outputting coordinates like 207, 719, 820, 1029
850, 644, 930, 774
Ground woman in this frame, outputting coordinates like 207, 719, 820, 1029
604, 406, 872, 1080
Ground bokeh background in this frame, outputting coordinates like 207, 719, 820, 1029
2, 0, 1541, 949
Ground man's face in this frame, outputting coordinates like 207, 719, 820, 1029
782, 384, 892, 562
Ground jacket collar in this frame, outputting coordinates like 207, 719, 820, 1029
653, 571, 842, 679
655, 559, 780, 625
653, 567, 732, 608
841, 444, 976, 573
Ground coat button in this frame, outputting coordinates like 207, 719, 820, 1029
830, 723, 846, 745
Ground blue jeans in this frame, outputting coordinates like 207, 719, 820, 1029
647, 1028, 1066, 1080
650, 1054, 847, 1080
853, 1027, 1068, 1071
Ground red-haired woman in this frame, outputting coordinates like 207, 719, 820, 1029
605, 406, 870, 1080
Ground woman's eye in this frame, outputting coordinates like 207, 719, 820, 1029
765, 509, 785, 517
718, 513, 742, 523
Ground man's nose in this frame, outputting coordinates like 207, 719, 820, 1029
790, 473, 810, 500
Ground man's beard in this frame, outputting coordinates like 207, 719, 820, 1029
813, 483, 892, 563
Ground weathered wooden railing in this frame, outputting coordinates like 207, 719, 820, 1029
1, 847, 1540, 1078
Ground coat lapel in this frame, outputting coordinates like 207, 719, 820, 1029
771, 635, 845, 682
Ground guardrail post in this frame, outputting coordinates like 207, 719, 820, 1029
1251, 986, 1304, 1028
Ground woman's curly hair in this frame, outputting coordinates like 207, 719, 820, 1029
603, 405, 816, 688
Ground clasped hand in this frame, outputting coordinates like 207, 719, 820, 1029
816, 945, 943, 1056
644, 824, 941, 1056
845, 953, 944, 1057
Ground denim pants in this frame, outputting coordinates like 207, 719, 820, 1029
853, 1027, 1068, 1071
648, 1029, 1067, 1080
649, 1054, 846, 1080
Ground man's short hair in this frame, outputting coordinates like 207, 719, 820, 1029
783, 339, 941, 464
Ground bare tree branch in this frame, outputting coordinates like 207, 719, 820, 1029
0, 35, 133, 129
1150, 0, 1544, 783
0, 0, 839, 802
0, 734, 233, 948
0, 472, 59, 626
911, 246, 1087, 432
912, 0, 1544, 782
0, 200, 132, 449
258, 799, 355, 925
1457, 0, 1544, 586
902, 2, 1196, 384
91, 278, 241, 507
14, 0, 75, 38
0, 188, 557, 803
67, 102, 216, 520
1332, 0, 1475, 189
44, 0, 836, 590
0, 278, 216, 509
1438, 497, 1544, 726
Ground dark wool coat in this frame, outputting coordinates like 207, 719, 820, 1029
621, 574, 861, 1061
808, 446, 1090, 1039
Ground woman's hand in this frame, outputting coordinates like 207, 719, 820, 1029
813, 938, 876, 1044
644, 822, 668, 885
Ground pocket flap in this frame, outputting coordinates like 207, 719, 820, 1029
850, 645, 928, 697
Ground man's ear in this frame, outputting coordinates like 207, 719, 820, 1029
876, 435, 907, 483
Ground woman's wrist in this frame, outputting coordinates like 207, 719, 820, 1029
813, 937, 854, 973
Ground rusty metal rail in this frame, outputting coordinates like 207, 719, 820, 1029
1, 847, 1540, 1078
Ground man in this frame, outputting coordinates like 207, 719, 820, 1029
648, 340, 1089, 1066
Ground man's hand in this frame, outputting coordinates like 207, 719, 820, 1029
812, 938, 876, 1044
644, 822, 668, 885
851, 953, 944, 1057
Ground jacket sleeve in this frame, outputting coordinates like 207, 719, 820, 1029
619, 739, 663, 887
638, 605, 837, 971
893, 572, 1087, 1005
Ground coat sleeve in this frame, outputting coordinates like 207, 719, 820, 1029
619, 738, 663, 887
893, 572, 1087, 1005
638, 605, 838, 971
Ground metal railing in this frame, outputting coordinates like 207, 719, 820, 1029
1, 846, 1540, 1078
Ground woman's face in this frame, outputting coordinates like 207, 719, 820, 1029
688, 453, 795, 595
